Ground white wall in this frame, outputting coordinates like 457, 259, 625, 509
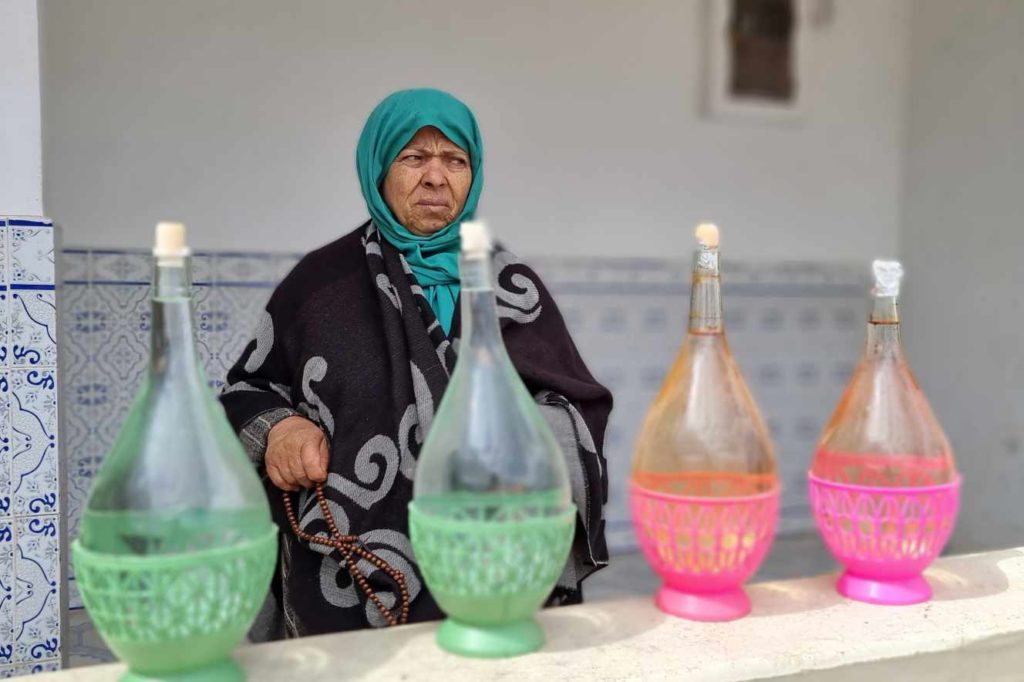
1, 0, 43, 214
901, 0, 1024, 553
40, 0, 908, 261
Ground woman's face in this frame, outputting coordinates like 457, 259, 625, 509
382, 126, 473, 237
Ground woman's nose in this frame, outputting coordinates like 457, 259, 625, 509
421, 158, 447, 188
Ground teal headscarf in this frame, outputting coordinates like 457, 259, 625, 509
356, 89, 483, 335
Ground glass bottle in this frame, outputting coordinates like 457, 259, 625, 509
629, 224, 779, 622
410, 221, 574, 658
632, 223, 776, 497
808, 260, 960, 605
74, 222, 276, 682
811, 260, 956, 487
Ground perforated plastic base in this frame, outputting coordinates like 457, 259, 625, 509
808, 473, 960, 606
74, 527, 277, 681
409, 494, 574, 658
629, 481, 779, 622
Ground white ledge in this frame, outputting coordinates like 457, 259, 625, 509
42, 547, 1024, 681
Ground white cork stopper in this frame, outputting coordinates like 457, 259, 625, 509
460, 220, 492, 256
153, 221, 190, 262
695, 222, 720, 249
872, 259, 904, 297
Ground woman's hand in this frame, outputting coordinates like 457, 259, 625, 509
265, 416, 330, 491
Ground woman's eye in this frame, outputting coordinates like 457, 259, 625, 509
450, 158, 467, 167
402, 154, 422, 163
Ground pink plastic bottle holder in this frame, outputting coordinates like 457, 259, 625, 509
808, 472, 961, 605
629, 481, 780, 622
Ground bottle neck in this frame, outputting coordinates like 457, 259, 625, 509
458, 253, 504, 353
150, 256, 203, 378
688, 247, 723, 334
865, 294, 903, 358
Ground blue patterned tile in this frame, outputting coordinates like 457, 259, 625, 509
8, 371, 58, 518
642, 307, 668, 333
91, 251, 150, 283
92, 284, 149, 387
0, 289, 8, 369
65, 417, 102, 539
795, 362, 821, 386
0, 221, 8, 286
60, 283, 104, 554
86, 281, 147, 459
8, 288, 56, 369
196, 286, 272, 390
755, 363, 784, 389
832, 305, 860, 331
214, 253, 276, 285
60, 251, 89, 283
64, 450, 92, 548
758, 307, 784, 331
598, 367, 626, 395
274, 253, 302, 282
58, 283, 94, 375
2, 660, 60, 676
797, 307, 823, 331
190, 281, 215, 351
724, 306, 748, 330
191, 253, 213, 286
8, 222, 54, 287
793, 415, 821, 443
0, 380, 10, 519
0, 519, 13, 666
560, 306, 584, 334
63, 367, 110, 542
604, 424, 626, 450
640, 365, 665, 391
830, 360, 856, 386
598, 308, 627, 333
13, 515, 59, 664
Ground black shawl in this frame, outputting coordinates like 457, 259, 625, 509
220, 222, 611, 638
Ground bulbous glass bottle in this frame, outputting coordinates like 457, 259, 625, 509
808, 260, 960, 605
630, 224, 779, 622
811, 261, 956, 487
73, 223, 277, 682
409, 221, 574, 658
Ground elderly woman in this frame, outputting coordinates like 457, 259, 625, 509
221, 89, 612, 639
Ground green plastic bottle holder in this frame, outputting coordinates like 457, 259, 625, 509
409, 494, 575, 658
72, 526, 278, 682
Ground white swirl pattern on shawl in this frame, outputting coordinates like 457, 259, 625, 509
494, 249, 543, 324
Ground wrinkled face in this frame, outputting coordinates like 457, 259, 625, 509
381, 126, 473, 236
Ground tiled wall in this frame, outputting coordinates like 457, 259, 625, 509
0, 218, 62, 678
530, 258, 866, 550
59, 249, 866, 607
60, 250, 300, 612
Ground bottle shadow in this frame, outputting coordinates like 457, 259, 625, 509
235, 631, 412, 680
745, 546, 1023, 618
929, 547, 1022, 602
745, 572, 847, 619
540, 599, 669, 653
